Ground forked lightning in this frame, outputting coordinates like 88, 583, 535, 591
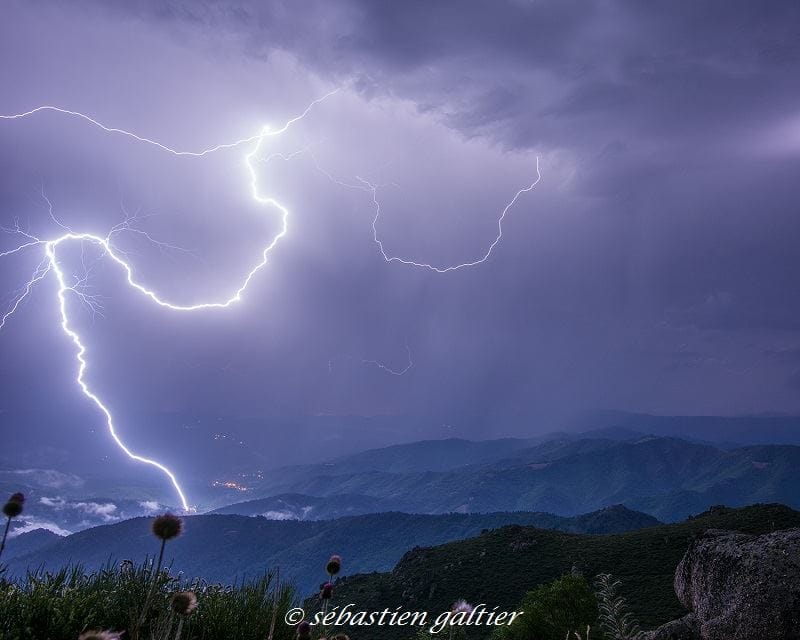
0, 90, 540, 509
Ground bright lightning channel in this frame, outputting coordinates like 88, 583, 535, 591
362, 342, 414, 376
364, 158, 541, 272
0, 90, 338, 511
309, 153, 542, 273
0, 90, 541, 511
329, 342, 413, 376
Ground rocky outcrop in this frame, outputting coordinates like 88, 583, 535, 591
646, 528, 800, 640
642, 613, 701, 640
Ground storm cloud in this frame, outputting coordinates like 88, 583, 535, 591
1, 0, 799, 471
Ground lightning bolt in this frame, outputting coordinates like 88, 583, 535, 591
309, 153, 542, 273
0, 90, 338, 511
362, 342, 414, 376
329, 342, 414, 376
0, 89, 541, 511
364, 159, 541, 272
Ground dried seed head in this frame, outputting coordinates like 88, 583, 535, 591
170, 590, 198, 616
3, 492, 25, 518
151, 513, 183, 540
296, 620, 312, 639
3, 501, 22, 518
326, 554, 341, 576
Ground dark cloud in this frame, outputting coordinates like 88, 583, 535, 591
1, 0, 800, 458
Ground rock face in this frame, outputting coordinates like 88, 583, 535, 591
648, 528, 800, 640
642, 613, 701, 640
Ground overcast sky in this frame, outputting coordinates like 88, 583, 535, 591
2, 0, 800, 454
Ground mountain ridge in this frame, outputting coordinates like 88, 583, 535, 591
234, 437, 800, 521
330, 503, 800, 640
3, 506, 660, 595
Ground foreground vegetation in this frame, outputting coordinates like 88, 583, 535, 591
0, 562, 295, 640
3, 493, 799, 640
0, 508, 661, 596
1, 495, 298, 640
335, 503, 800, 639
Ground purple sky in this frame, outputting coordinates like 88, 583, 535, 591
2, 0, 800, 451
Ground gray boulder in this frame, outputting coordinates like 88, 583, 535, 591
641, 613, 701, 640
668, 528, 800, 640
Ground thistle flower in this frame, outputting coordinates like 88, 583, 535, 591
320, 581, 334, 599
151, 513, 182, 540
452, 599, 474, 614
119, 559, 133, 574
2, 492, 25, 518
138, 513, 184, 628
77, 631, 123, 640
0, 491, 26, 562
2, 502, 22, 518
170, 590, 198, 616
296, 620, 312, 639
326, 554, 341, 576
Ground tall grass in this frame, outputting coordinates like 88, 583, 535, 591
0, 560, 296, 640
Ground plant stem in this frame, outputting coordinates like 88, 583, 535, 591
0, 516, 10, 563
321, 571, 332, 637
266, 568, 280, 640
139, 539, 167, 628
174, 617, 184, 640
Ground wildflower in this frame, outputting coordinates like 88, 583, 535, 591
119, 559, 133, 574
3, 492, 25, 518
170, 591, 198, 616
151, 513, 182, 540
169, 591, 198, 640
296, 620, 312, 639
2, 500, 22, 518
77, 631, 123, 640
138, 513, 184, 628
1, 492, 26, 562
320, 581, 334, 599
452, 599, 474, 614
326, 554, 341, 576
